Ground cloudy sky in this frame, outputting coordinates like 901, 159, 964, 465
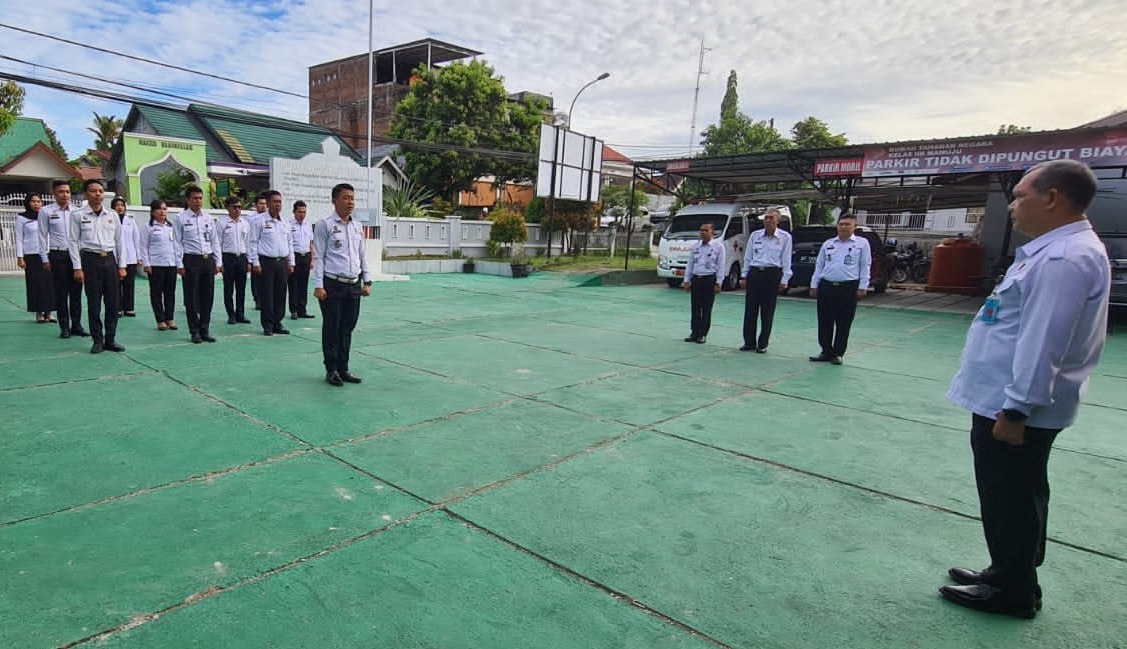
3, 0, 1126, 162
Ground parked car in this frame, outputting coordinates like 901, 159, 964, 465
1101, 233, 1127, 308
786, 225, 892, 293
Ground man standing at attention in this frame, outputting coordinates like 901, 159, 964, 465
681, 222, 725, 344
39, 179, 87, 339
250, 190, 294, 336
739, 208, 792, 353
173, 186, 222, 344
808, 213, 870, 365
67, 179, 126, 353
289, 200, 316, 320
312, 183, 371, 386
218, 196, 251, 325
942, 160, 1110, 619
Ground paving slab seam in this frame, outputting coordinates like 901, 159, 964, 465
61, 507, 443, 649
441, 509, 737, 649
0, 448, 315, 529
320, 396, 524, 448
657, 429, 1127, 566
0, 369, 158, 393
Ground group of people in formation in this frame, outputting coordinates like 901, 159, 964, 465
14, 179, 373, 386
682, 208, 872, 365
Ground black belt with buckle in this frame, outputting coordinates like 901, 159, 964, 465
823, 280, 858, 287
326, 273, 360, 284
751, 266, 780, 272
263, 255, 288, 262
81, 249, 111, 257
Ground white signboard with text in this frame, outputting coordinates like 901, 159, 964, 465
270, 138, 382, 225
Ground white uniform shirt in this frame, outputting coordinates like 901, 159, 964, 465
217, 215, 250, 255
173, 209, 222, 268
948, 220, 1110, 428
684, 238, 726, 285
119, 215, 142, 265
742, 227, 794, 284
38, 202, 72, 261
249, 214, 294, 267
15, 214, 43, 257
141, 220, 178, 267
312, 212, 370, 288
290, 219, 314, 255
68, 205, 124, 269
811, 234, 872, 290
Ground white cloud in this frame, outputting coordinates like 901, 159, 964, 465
4, 0, 1125, 161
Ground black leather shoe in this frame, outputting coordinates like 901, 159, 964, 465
291, 313, 298, 320
263, 329, 274, 336
695, 337, 706, 344
123, 312, 136, 317
228, 317, 237, 325
200, 334, 217, 343
273, 327, 290, 335
325, 370, 344, 387
684, 336, 698, 343
90, 342, 103, 354
756, 347, 767, 353
948, 567, 1042, 608
739, 345, 755, 351
104, 342, 126, 353
71, 328, 90, 337
191, 334, 202, 344
299, 313, 315, 319
60, 330, 71, 339
831, 355, 843, 365
939, 584, 1036, 619
809, 354, 832, 362
236, 316, 251, 324
339, 371, 362, 384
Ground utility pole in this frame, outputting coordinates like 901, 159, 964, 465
688, 39, 710, 157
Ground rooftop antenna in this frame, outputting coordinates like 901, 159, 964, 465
688, 39, 710, 157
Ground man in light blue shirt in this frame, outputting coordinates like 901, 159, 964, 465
681, 223, 725, 344
941, 159, 1111, 620
808, 213, 871, 364
739, 208, 792, 352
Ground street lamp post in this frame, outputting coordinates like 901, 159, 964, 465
566, 72, 610, 130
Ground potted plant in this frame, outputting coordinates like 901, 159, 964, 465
462, 257, 476, 273
509, 245, 531, 278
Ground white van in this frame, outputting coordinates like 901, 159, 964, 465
657, 203, 791, 289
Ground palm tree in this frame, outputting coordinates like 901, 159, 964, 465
87, 112, 123, 150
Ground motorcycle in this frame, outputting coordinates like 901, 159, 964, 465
890, 243, 925, 284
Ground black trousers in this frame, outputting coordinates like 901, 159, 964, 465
743, 267, 782, 349
970, 414, 1060, 602
289, 252, 311, 315
259, 257, 289, 332
23, 254, 55, 313
181, 255, 216, 335
251, 269, 261, 307
80, 251, 120, 345
816, 280, 859, 357
148, 266, 177, 323
222, 253, 248, 318
48, 250, 83, 332
318, 277, 362, 373
119, 264, 137, 312
689, 274, 718, 338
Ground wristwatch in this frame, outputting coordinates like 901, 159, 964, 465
1001, 408, 1028, 423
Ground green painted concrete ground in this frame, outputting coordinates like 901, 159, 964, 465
1, 273, 1124, 649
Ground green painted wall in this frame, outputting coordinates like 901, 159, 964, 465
122, 133, 208, 204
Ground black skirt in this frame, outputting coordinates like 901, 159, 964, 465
23, 254, 56, 313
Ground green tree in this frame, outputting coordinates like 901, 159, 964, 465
383, 179, 434, 218
791, 116, 848, 149
153, 169, 196, 202
44, 124, 68, 159
87, 112, 123, 150
997, 124, 1032, 135
699, 70, 789, 157
487, 206, 528, 256
599, 183, 649, 219
0, 79, 26, 136
389, 60, 546, 199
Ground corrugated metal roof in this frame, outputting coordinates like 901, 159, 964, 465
190, 104, 353, 165
0, 117, 50, 167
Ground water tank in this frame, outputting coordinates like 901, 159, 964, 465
927, 236, 984, 294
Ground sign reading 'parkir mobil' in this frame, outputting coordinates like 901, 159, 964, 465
862, 129, 1127, 177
